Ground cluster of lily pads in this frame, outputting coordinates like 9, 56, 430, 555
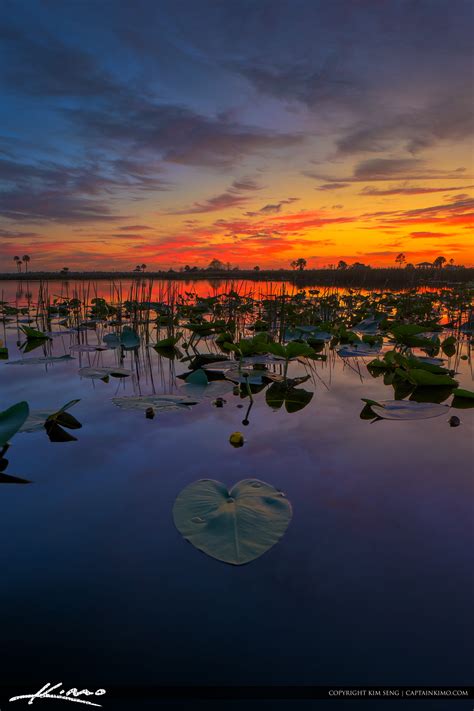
0, 282, 472, 563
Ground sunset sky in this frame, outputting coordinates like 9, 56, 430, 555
0, 0, 473, 271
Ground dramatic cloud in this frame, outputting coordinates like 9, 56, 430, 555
65, 102, 302, 169
164, 179, 266, 215
0, 0, 472, 267
409, 232, 452, 239
244, 198, 299, 216
317, 183, 350, 191
166, 191, 250, 215
360, 185, 474, 197
307, 160, 472, 184
335, 95, 474, 156
0, 229, 40, 238
118, 225, 153, 231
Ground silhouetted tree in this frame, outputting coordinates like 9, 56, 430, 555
395, 252, 406, 268
254, 265, 260, 271
22, 255, 30, 273
337, 260, 347, 270
291, 258, 307, 271
433, 255, 446, 269
208, 258, 225, 270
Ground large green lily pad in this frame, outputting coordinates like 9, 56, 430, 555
173, 478, 292, 565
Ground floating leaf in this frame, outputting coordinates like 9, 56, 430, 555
173, 479, 292, 565
225, 367, 272, 385
70, 344, 108, 352
20, 325, 51, 340
370, 400, 448, 420
354, 315, 385, 333
6, 355, 74, 365
185, 368, 208, 386
0, 402, 29, 445
103, 326, 140, 349
407, 369, 458, 387
409, 386, 454, 404
112, 394, 198, 412
181, 380, 232, 400
451, 388, 474, 409
78, 366, 134, 379
452, 387, 474, 400
20, 400, 81, 433
154, 333, 182, 348
265, 382, 313, 413
441, 335, 456, 357
337, 343, 381, 357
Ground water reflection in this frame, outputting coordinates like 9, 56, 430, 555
0, 278, 472, 686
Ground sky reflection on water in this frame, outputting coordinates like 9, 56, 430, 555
0, 279, 472, 689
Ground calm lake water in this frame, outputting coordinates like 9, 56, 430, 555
0, 279, 472, 698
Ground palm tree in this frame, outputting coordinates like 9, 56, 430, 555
22, 254, 30, 273
13, 256, 20, 272
141, 263, 147, 272
433, 255, 446, 269
291, 258, 306, 271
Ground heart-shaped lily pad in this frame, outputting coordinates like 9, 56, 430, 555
173, 478, 292, 565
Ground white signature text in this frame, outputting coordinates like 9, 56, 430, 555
9, 682, 106, 706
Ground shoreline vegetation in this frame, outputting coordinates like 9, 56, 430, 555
0, 266, 473, 288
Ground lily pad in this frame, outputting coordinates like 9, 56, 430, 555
173, 478, 292, 565
266, 383, 314, 413
78, 366, 134, 379
6, 355, 75, 365
154, 333, 182, 348
112, 394, 198, 412
20, 400, 81, 433
20, 325, 51, 340
452, 387, 474, 400
181, 380, 233, 400
225, 367, 273, 386
370, 400, 449, 420
353, 316, 384, 334
407, 369, 458, 387
337, 343, 381, 357
0, 402, 30, 445
451, 388, 474, 409
70, 344, 108, 352
185, 368, 208, 386
103, 326, 140, 349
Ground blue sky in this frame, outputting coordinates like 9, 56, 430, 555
1, 0, 473, 269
